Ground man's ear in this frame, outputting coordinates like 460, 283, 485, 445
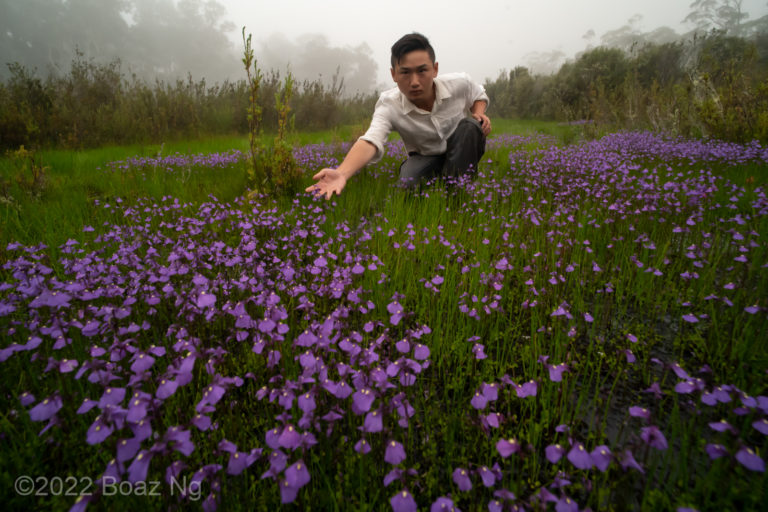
433, 62, 439, 76
390, 67, 396, 81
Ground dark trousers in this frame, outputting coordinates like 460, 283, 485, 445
399, 118, 486, 188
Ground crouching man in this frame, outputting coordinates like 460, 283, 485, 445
306, 32, 491, 199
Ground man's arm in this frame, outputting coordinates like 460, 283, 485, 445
470, 100, 491, 136
305, 139, 378, 200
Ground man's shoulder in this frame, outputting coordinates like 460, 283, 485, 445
372, 86, 403, 111
378, 86, 401, 102
436, 72, 473, 85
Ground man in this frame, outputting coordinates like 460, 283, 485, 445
306, 32, 491, 200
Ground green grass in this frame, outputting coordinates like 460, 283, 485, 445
0, 120, 766, 511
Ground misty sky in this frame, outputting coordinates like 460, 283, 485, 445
223, 0, 768, 87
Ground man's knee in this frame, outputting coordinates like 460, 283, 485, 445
455, 117, 483, 138
399, 154, 443, 186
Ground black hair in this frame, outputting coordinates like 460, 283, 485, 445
390, 32, 435, 69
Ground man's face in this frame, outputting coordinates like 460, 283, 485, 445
390, 50, 438, 108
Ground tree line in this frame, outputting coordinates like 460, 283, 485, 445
1, 29, 767, 150
485, 29, 768, 143
0, 53, 376, 149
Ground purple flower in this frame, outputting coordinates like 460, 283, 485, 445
196, 384, 226, 412
478, 465, 496, 487
431, 496, 460, 512
619, 449, 644, 473
69, 494, 92, 512
753, 418, 768, 435
363, 409, 383, 433
556, 496, 579, 512
278, 425, 303, 451
354, 438, 372, 454
452, 467, 472, 491
590, 445, 612, 472
227, 451, 250, 476
488, 499, 503, 512
472, 344, 487, 360
279, 479, 299, 504
385, 440, 406, 465
127, 450, 152, 483
494, 488, 516, 501
352, 388, 376, 413
496, 438, 521, 458
546, 443, 565, 463
548, 363, 569, 382
705, 443, 728, 460
192, 413, 212, 431
735, 447, 765, 472
384, 468, 403, 487
674, 379, 698, 394
267, 449, 287, 474
516, 380, 538, 398
471, 391, 489, 410
644, 381, 664, 399
196, 291, 216, 308
567, 443, 592, 469
485, 412, 502, 428
130, 353, 155, 373
97, 388, 123, 409
482, 382, 499, 401
86, 416, 114, 445
19, 392, 35, 406
29, 395, 63, 422
629, 406, 651, 420
58, 358, 79, 373
156, 378, 178, 399
285, 460, 311, 488
708, 419, 736, 434
414, 343, 430, 360
117, 437, 141, 462
640, 426, 668, 450
298, 393, 317, 414
390, 489, 417, 512
387, 300, 404, 326
165, 427, 194, 456
670, 363, 689, 379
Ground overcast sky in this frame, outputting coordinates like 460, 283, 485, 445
222, 0, 768, 87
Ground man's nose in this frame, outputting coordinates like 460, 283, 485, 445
410, 74, 420, 88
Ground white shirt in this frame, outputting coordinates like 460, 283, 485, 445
359, 72, 489, 163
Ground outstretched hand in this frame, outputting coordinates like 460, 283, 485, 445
305, 168, 347, 200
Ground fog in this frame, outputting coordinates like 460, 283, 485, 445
2, 0, 767, 95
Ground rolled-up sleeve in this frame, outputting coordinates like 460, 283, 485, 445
359, 96, 393, 164
466, 74, 489, 109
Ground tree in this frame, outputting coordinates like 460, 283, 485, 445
684, 0, 749, 35
0, 0, 241, 83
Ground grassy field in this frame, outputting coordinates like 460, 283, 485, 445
1, 120, 767, 511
